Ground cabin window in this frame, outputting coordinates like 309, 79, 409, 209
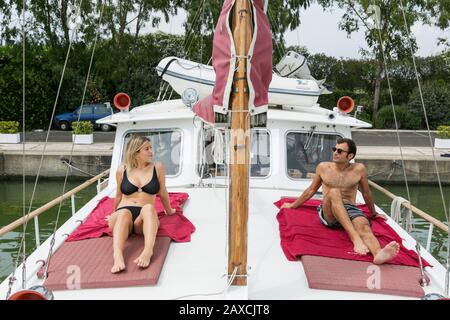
250, 129, 271, 177
197, 127, 270, 178
286, 131, 342, 179
122, 130, 182, 176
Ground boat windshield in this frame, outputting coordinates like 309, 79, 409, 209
286, 131, 342, 179
198, 127, 270, 178
122, 130, 182, 176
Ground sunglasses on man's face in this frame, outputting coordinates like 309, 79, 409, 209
332, 147, 349, 154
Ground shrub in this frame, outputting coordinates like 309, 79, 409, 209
72, 121, 93, 135
356, 112, 373, 125
407, 80, 450, 130
374, 105, 421, 129
437, 125, 450, 139
0, 121, 19, 133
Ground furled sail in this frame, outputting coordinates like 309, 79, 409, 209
193, 0, 272, 124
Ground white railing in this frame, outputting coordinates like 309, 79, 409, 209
369, 180, 448, 252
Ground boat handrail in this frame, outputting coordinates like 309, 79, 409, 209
369, 180, 448, 233
0, 169, 110, 238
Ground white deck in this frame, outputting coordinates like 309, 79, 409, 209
1, 99, 447, 300
1, 184, 446, 300
246, 188, 447, 300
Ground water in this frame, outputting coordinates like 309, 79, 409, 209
0, 178, 449, 283
0, 178, 97, 283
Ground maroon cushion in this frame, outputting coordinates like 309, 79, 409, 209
41, 235, 171, 291
302, 255, 426, 298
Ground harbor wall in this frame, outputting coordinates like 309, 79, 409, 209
357, 159, 450, 185
0, 152, 449, 184
0, 153, 111, 178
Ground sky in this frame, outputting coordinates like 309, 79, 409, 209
142, 3, 449, 59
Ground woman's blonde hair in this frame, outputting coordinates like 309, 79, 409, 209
124, 135, 151, 169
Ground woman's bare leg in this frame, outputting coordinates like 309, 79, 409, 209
108, 209, 133, 273
133, 204, 159, 268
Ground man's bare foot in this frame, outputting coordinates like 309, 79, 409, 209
353, 238, 370, 255
111, 253, 126, 273
134, 250, 153, 268
373, 241, 400, 265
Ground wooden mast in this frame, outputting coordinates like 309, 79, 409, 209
228, 0, 252, 286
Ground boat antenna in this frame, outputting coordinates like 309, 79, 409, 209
366, 0, 428, 283
398, 0, 449, 225
15, 0, 27, 297
43, 1, 106, 280
399, 2, 450, 288
182, 0, 207, 60
446, 198, 450, 296
20, 0, 27, 292
266, 7, 285, 61
369, 0, 449, 289
6, 0, 87, 299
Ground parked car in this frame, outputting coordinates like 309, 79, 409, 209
53, 103, 114, 131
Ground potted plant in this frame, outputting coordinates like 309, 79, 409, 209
0, 121, 20, 143
435, 125, 450, 149
72, 121, 94, 144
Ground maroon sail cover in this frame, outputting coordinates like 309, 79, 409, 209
193, 0, 272, 124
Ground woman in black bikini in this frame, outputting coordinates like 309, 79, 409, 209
107, 135, 176, 273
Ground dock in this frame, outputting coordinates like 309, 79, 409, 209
0, 130, 449, 183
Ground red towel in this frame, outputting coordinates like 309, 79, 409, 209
67, 192, 195, 242
275, 198, 430, 268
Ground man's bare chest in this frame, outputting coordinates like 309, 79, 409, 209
321, 168, 360, 188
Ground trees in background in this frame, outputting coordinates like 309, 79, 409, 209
306, 51, 450, 129
0, 32, 185, 129
315, 0, 450, 119
0, 1, 449, 129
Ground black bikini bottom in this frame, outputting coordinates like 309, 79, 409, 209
116, 206, 142, 222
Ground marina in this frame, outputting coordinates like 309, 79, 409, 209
1, 134, 449, 184
0, 0, 449, 301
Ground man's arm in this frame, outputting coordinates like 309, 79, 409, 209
281, 165, 323, 209
358, 164, 383, 218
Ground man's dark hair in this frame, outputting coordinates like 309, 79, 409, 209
337, 138, 356, 159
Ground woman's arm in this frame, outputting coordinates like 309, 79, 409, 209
114, 165, 125, 210
156, 163, 176, 215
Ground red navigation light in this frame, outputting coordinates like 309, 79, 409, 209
114, 92, 131, 110
8, 285, 53, 300
8, 290, 48, 300
337, 96, 355, 113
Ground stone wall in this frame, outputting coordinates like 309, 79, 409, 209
1, 153, 449, 184
357, 159, 450, 184
0, 154, 112, 178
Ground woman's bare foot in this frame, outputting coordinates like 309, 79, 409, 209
111, 253, 126, 273
353, 238, 370, 255
373, 241, 400, 265
134, 250, 153, 268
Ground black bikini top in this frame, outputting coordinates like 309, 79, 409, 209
121, 165, 160, 195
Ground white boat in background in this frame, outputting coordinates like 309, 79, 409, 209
156, 56, 323, 108
1, 0, 449, 301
